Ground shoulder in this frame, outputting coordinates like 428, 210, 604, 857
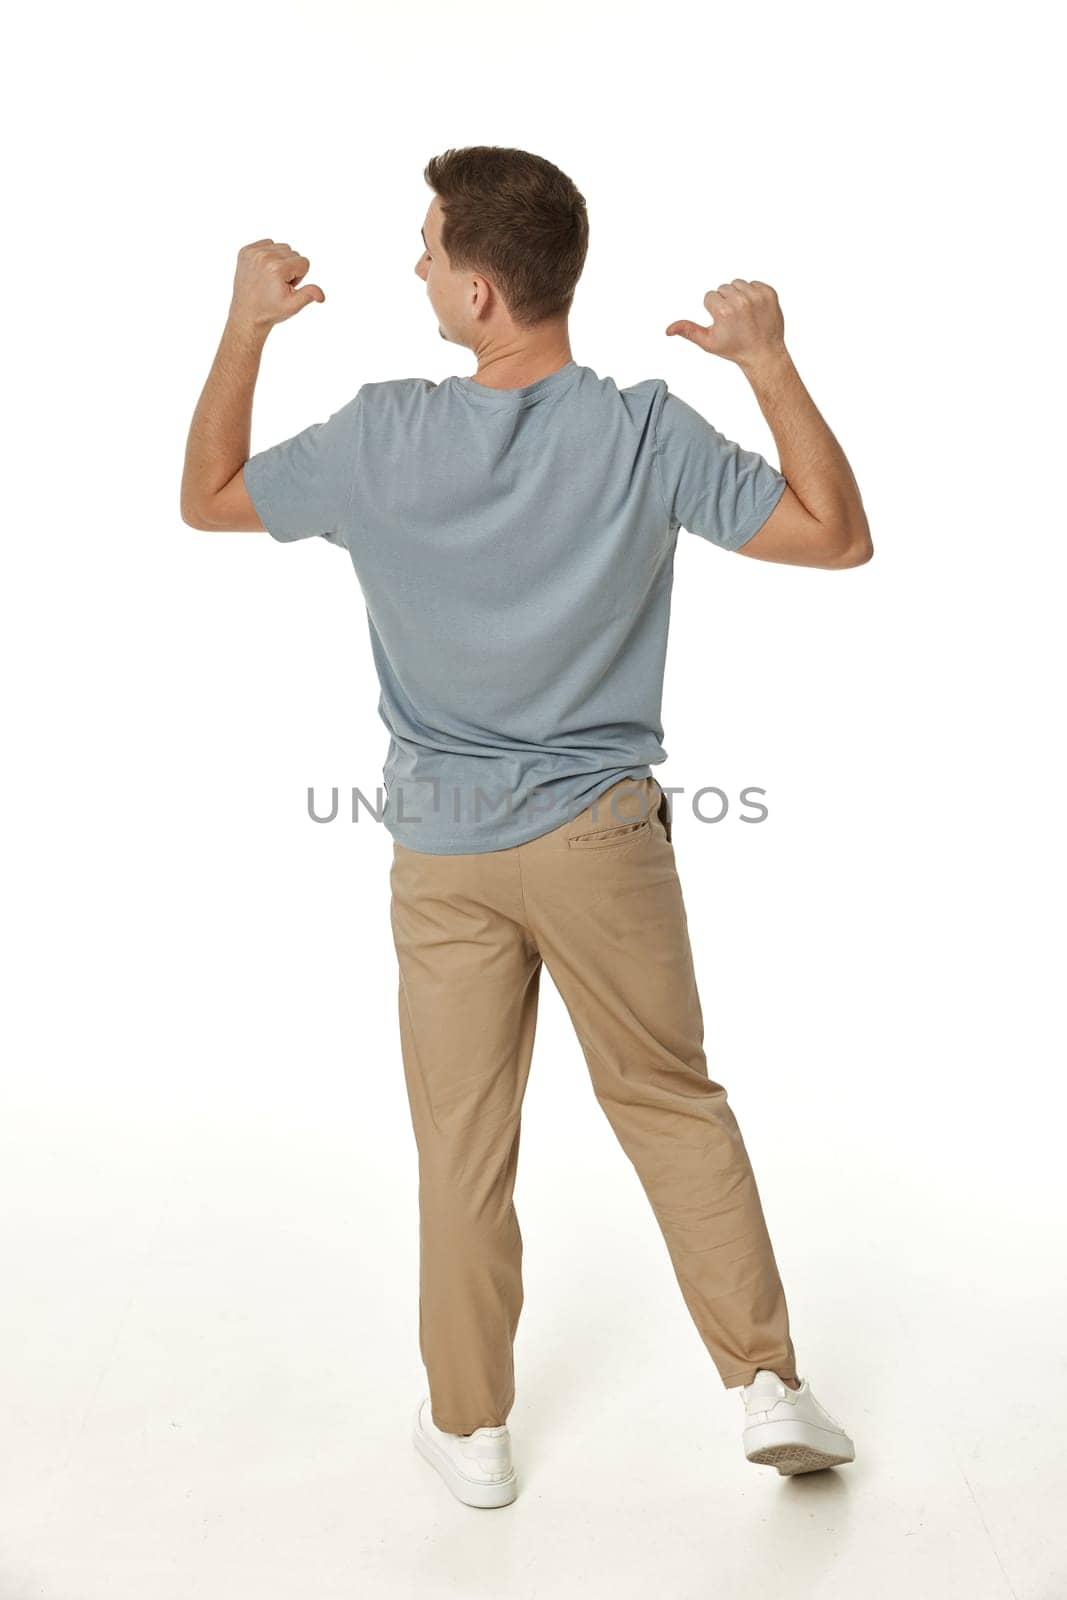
355, 376, 440, 408
616, 375, 669, 425
647, 384, 718, 442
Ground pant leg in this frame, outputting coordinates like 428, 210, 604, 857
389, 838, 541, 1434
518, 776, 798, 1390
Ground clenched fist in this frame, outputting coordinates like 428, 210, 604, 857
229, 239, 325, 331
666, 280, 785, 367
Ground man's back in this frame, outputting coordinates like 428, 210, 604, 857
242, 359, 787, 853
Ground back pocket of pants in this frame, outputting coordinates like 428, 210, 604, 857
568, 816, 652, 850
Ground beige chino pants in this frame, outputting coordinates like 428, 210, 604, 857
389, 775, 798, 1435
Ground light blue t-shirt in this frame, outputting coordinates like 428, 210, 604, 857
242, 359, 786, 854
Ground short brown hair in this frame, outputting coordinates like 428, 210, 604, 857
423, 145, 589, 329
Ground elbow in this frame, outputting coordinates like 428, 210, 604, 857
822, 520, 874, 569
180, 495, 216, 530
833, 536, 874, 568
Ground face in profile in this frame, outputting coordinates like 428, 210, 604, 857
416, 196, 451, 343
417, 194, 494, 349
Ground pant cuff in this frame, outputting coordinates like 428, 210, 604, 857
720, 1362, 798, 1390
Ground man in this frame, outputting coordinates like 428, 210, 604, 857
181, 145, 870, 1510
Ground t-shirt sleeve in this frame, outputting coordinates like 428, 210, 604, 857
242, 390, 364, 547
653, 386, 787, 550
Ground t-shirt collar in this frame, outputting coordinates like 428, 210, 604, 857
453, 360, 580, 409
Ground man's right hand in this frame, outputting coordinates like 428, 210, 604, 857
666, 280, 787, 370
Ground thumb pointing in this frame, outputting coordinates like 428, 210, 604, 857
294, 283, 326, 309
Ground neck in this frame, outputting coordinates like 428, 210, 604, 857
468, 342, 574, 391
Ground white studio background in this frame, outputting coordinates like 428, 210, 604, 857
2, 2, 1063, 1597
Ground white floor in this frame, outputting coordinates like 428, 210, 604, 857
2, 1105, 1062, 1600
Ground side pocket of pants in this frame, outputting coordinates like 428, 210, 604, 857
656, 781, 673, 844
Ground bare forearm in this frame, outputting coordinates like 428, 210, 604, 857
738, 347, 868, 539
180, 317, 268, 520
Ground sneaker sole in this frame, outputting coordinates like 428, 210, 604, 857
412, 1402, 518, 1508
743, 1419, 856, 1475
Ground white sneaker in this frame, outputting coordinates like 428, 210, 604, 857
412, 1397, 518, 1508
741, 1370, 856, 1475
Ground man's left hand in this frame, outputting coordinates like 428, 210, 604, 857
228, 238, 325, 332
